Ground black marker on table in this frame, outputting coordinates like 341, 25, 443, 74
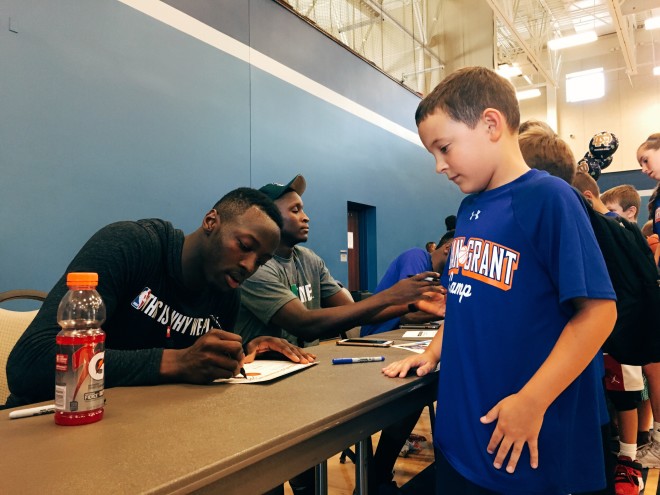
210, 315, 248, 379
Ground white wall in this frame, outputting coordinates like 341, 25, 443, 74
519, 32, 660, 174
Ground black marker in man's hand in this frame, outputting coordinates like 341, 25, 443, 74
210, 315, 247, 379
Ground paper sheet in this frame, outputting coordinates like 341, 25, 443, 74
401, 330, 438, 339
392, 340, 431, 354
215, 360, 318, 384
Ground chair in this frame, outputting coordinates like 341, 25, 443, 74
0, 290, 47, 405
339, 288, 365, 339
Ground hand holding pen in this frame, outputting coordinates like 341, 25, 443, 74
159, 325, 247, 383
210, 315, 248, 379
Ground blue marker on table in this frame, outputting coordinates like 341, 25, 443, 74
332, 356, 385, 365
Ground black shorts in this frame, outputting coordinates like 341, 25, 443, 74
435, 449, 502, 495
607, 390, 643, 412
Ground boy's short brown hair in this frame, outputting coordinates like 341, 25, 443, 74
518, 126, 577, 184
519, 119, 556, 136
572, 172, 601, 198
415, 66, 520, 132
600, 185, 641, 217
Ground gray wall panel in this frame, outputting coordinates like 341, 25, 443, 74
162, 0, 250, 45
249, 0, 422, 132
167, 0, 422, 132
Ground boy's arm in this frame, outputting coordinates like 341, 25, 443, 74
481, 297, 616, 473
381, 324, 444, 378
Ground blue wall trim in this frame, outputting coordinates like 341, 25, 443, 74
599, 170, 656, 192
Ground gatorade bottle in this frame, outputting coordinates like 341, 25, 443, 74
54, 272, 106, 426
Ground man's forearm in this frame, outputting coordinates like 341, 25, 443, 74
272, 292, 407, 341
106, 348, 165, 387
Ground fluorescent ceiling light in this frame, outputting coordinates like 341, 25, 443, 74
496, 64, 522, 78
566, 68, 604, 103
516, 89, 541, 101
653, 66, 660, 76
645, 16, 660, 31
548, 31, 597, 51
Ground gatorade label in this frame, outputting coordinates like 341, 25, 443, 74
55, 332, 105, 413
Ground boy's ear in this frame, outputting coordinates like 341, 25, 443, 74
482, 108, 504, 141
582, 190, 595, 201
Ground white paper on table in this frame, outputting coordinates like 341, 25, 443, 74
392, 340, 431, 354
401, 330, 438, 339
215, 360, 318, 384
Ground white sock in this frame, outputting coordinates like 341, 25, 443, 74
653, 422, 660, 443
619, 441, 637, 460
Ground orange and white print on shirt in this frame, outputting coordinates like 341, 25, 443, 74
446, 236, 520, 302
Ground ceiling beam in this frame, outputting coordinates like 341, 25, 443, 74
485, 0, 557, 87
606, 0, 637, 76
361, 0, 445, 67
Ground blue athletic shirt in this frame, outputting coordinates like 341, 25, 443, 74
360, 248, 431, 336
437, 169, 616, 494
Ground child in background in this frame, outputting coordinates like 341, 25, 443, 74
572, 171, 646, 495
647, 198, 660, 264
599, 182, 652, 465
519, 125, 622, 495
572, 172, 619, 218
600, 185, 641, 224
382, 67, 617, 495
517, 125, 575, 184
632, 135, 660, 470
638, 137, 660, 265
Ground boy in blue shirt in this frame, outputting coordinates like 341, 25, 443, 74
383, 66, 617, 494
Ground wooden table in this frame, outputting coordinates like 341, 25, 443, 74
1, 332, 437, 494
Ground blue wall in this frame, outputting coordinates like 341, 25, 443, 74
1, 0, 462, 296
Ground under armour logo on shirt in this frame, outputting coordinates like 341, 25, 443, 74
470, 210, 481, 220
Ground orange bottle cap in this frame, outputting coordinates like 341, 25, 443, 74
66, 272, 99, 287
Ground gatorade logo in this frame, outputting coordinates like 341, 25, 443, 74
88, 351, 105, 381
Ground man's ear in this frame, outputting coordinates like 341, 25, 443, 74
202, 209, 219, 234
582, 190, 595, 201
482, 108, 504, 141
627, 205, 638, 219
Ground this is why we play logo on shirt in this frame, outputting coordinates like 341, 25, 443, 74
131, 287, 211, 336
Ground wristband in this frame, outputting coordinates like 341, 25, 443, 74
408, 303, 419, 313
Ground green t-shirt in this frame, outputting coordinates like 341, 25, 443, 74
235, 245, 342, 346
